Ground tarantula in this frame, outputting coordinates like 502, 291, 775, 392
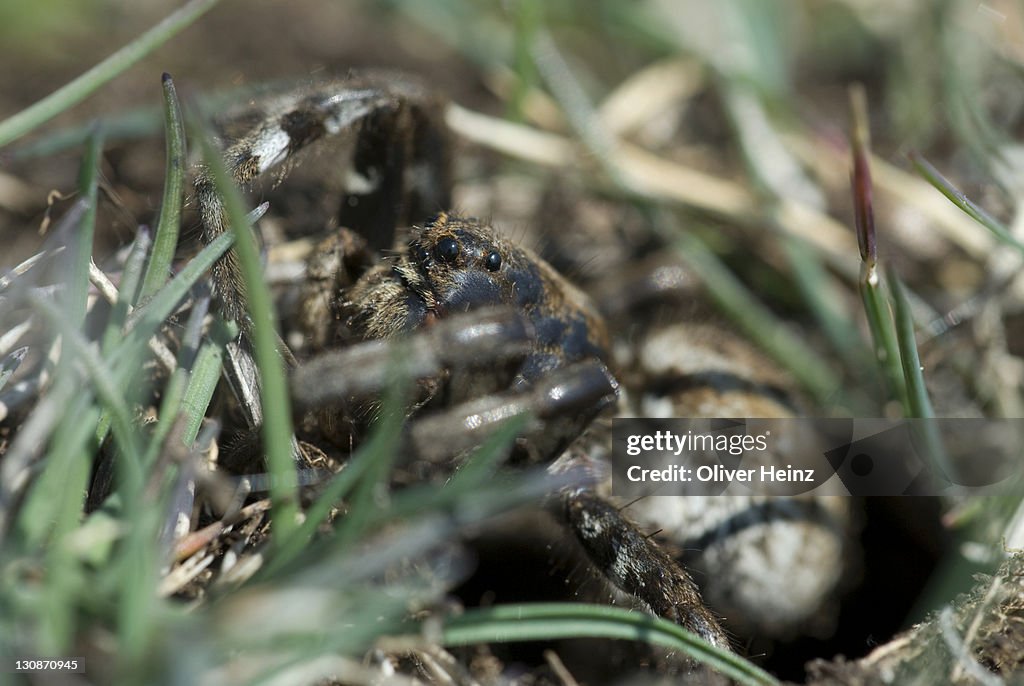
193, 70, 852, 664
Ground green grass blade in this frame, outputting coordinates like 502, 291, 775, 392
444, 412, 528, 490
193, 123, 299, 542
263, 449, 376, 577
330, 363, 410, 550
6, 86, 266, 161
781, 236, 871, 376
859, 270, 907, 409
888, 268, 952, 480
138, 296, 212, 472
67, 132, 103, 329
908, 150, 1024, 255
268, 413, 528, 577
114, 505, 164, 669
178, 324, 234, 447
529, 29, 630, 190
92, 229, 231, 461
849, 84, 908, 410
15, 384, 94, 547
438, 603, 779, 686
528, 28, 839, 404
508, 0, 542, 122
30, 294, 144, 495
8, 106, 161, 160
139, 73, 187, 300
121, 230, 233, 347
0, 0, 221, 148
143, 368, 187, 469
381, 415, 529, 524
35, 408, 97, 654
100, 227, 152, 355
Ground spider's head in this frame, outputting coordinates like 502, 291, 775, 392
392, 212, 610, 385
402, 212, 537, 318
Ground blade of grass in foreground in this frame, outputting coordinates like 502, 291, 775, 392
849, 84, 908, 410
438, 603, 779, 686
33, 398, 98, 653
781, 236, 872, 378
858, 270, 906, 409
0, 0, 221, 148
888, 268, 954, 484
261, 367, 416, 575
7, 138, 106, 633
267, 387, 523, 580
329, 356, 410, 551
14, 146, 104, 641
193, 122, 299, 542
100, 227, 152, 355
177, 320, 234, 447
140, 294, 218, 471
66, 132, 103, 329
139, 73, 187, 300
381, 413, 530, 523
120, 230, 233, 353
90, 231, 231, 456
30, 294, 144, 494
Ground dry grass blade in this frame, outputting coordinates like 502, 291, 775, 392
0, 170, 39, 213
446, 103, 857, 271
0, 319, 32, 356
0, 346, 27, 393
598, 57, 704, 137
0, 247, 65, 291
850, 85, 876, 270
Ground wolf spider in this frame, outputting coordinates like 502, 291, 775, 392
194, 70, 852, 657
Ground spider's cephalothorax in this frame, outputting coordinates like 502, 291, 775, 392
295, 210, 622, 466
343, 211, 610, 386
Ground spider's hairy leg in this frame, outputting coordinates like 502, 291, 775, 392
195, 85, 389, 326
337, 71, 452, 252
298, 227, 376, 351
407, 359, 619, 464
290, 307, 533, 409
194, 72, 451, 328
290, 306, 620, 464
561, 489, 731, 650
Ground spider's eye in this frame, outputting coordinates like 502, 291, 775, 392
415, 246, 430, 262
435, 237, 460, 263
485, 251, 502, 272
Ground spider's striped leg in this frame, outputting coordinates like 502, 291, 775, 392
338, 75, 452, 252
560, 488, 731, 650
195, 71, 450, 326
